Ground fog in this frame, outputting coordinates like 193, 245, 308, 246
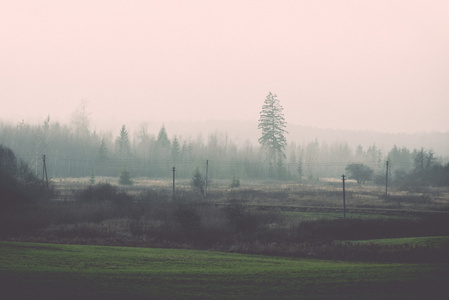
2, 1, 449, 135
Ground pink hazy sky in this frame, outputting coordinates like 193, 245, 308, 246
1, 0, 448, 133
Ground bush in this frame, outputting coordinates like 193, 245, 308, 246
76, 183, 132, 207
229, 176, 241, 188
119, 169, 133, 185
77, 183, 118, 201
345, 163, 374, 184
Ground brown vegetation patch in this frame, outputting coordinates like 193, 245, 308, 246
3, 179, 449, 262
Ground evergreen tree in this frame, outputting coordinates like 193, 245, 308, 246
190, 167, 205, 195
153, 124, 171, 176
116, 125, 130, 156
98, 138, 108, 161
0, 145, 49, 212
89, 171, 96, 185
157, 124, 170, 150
258, 92, 288, 178
171, 135, 181, 164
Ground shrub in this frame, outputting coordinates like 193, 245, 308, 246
229, 176, 241, 188
76, 183, 132, 207
119, 169, 133, 185
345, 163, 374, 184
77, 183, 119, 202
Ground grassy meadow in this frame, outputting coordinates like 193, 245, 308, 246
347, 236, 449, 247
1, 241, 448, 300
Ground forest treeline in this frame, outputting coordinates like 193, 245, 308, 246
0, 117, 448, 186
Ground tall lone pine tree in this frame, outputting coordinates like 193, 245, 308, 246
258, 92, 288, 178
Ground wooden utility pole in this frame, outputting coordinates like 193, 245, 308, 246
172, 167, 176, 201
42, 155, 49, 191
385, 161, 389, 201
342, 174, 346, 218
205, 159, 209, 198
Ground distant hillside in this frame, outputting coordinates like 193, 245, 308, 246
287, 124, 449, 158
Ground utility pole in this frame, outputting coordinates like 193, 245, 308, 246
342, 174, 346, 218
385, 161, 389, 201
42, 155, 49, 191
205, 159, 209, 198
172, 167, 176, 201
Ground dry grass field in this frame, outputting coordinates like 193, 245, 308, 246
54, 176, 449, 212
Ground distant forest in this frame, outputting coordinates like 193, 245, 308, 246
0, 116, 448, 185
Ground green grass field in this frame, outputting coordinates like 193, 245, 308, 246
349, 236, 449, 247
1, 241, 448, 299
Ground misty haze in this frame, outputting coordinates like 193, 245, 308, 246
1, 1, 449, 299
